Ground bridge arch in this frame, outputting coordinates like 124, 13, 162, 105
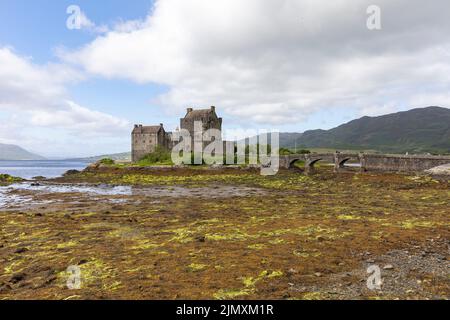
334, 153, 363, 172
338, 158, 351, 167
308, 158, 324, 167
288, 157, 305, 169
305, 158, 326, 174
304, 156, 332, 174
289, 158, 302, 168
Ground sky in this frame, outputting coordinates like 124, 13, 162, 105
0, 0, 449, 158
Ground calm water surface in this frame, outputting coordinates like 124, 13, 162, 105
0, 160, 90, 179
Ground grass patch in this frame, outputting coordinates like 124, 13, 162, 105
0, 173, 23, 184
187, 263, 208, 272
99, 158, 115, 165
137, 146, 173, 166
213, 289, 252, 300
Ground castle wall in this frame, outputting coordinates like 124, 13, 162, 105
132, 132, 159, 162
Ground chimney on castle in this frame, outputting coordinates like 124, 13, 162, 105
187, 107, 193, 113
210, 106, 215, 112
160, 123, 163, 127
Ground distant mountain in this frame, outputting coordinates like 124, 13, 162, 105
0, 143, 46, 160
275, 132, 304, 149
240, 132, 303, 148
291, 107, 450, 154
68, 152, 131, 162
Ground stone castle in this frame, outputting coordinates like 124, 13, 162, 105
132, 106, 222, 162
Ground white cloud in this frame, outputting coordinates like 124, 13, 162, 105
0, 47, 129, 152
28, 100, 129, 135
77, 10, 109, 34
61, 0, 450, 125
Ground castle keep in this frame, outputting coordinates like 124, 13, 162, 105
181, 106, 222, 150
132, 106, 222, 162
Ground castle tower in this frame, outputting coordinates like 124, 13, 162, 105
180, 106, 222, 149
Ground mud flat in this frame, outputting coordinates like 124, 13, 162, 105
0, 182, 267, 211
0, 167, 448, 300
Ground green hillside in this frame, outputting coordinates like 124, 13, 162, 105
68, 152, 131, 162
291, 107, 450, 154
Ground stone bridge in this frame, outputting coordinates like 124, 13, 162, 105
279, 152, 450, 174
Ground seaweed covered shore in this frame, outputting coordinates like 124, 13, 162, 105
0, 166, 448, 300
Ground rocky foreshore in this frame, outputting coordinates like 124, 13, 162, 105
425, 164, 450, 176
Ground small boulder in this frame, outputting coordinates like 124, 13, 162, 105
0, 282, 12, 293
195, 235, 206, 243
287, 268, 298, 275
14, 247, 29, 254
9, 273, 26, 284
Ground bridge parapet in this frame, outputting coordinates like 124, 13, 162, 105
360, 153, 450, 172
279, 152, 450, 173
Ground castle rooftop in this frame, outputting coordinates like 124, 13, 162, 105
132, 124, 164, 134
184, 106, 217, 119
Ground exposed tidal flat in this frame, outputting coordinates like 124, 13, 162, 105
0, 166, 448, 300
